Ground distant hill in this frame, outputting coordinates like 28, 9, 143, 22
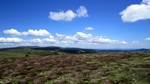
0, 46, 150, 54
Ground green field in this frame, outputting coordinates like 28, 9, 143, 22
0, 49, 150, 84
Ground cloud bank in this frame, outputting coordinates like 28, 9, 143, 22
0, 37, 23, 43
3, 29, 50, 37
49, 6, 88, 21
120, 0, 150, 22
0, 28, 128, 48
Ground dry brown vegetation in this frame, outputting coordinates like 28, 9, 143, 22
0, 52, 150, 84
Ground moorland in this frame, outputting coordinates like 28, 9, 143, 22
0, 47, 150, 84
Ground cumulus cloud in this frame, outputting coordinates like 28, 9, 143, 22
0, 37, 23, 43
3, 29, 50, 37
92, 37, 127, 44
85, 27, 93, 31
25, 29, 50, 36
145, 37, 150, 40
49, 6, 88, 21
55, 32, 127, 45
1, 28, 128, 48
56, 33, 65, 40
49, 10, 76, 21
3, 29, 22, 36
29, 38, 42, 43
29, 38, 57, 44
120, 0, 150, 22
56, 33, 75, 44
43, 38, 57, 43
76, 6, 88, 17
74, 32, 93, 40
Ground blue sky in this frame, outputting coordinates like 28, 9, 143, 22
0, 0, 150, 49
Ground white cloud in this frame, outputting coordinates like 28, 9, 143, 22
49, 10, 76, 21
3, 29, 22, 36
145, 37, 150, 40
49, 35, 54, 39
114, 41, 125, 44
56, 33, 65, 38
1, 28, 128, 48
29, 37, 57, 44
65, 36, 73, 40
25, 29, 50, 37
120, 0, 150, 22
76, 6, 88, 17
92, 37, 113, 44
49, 6, 88, 21
0, 37, 23, 43
43, 38, 57, 43
3, 29, 50, 37
132, 41, 140, 44
74, 32, 93, 40
56, 33, 75, 44
55, 32, 127, 45
85, 27, 93, 31
131, 41, 144, 46
92, 37, 127, 44
29, 38, 42, 43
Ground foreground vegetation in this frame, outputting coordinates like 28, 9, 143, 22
0, 50, 150, 84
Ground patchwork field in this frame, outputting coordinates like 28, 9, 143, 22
0, 50, 150, 84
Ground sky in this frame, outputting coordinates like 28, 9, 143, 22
0, 0, 150, 49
